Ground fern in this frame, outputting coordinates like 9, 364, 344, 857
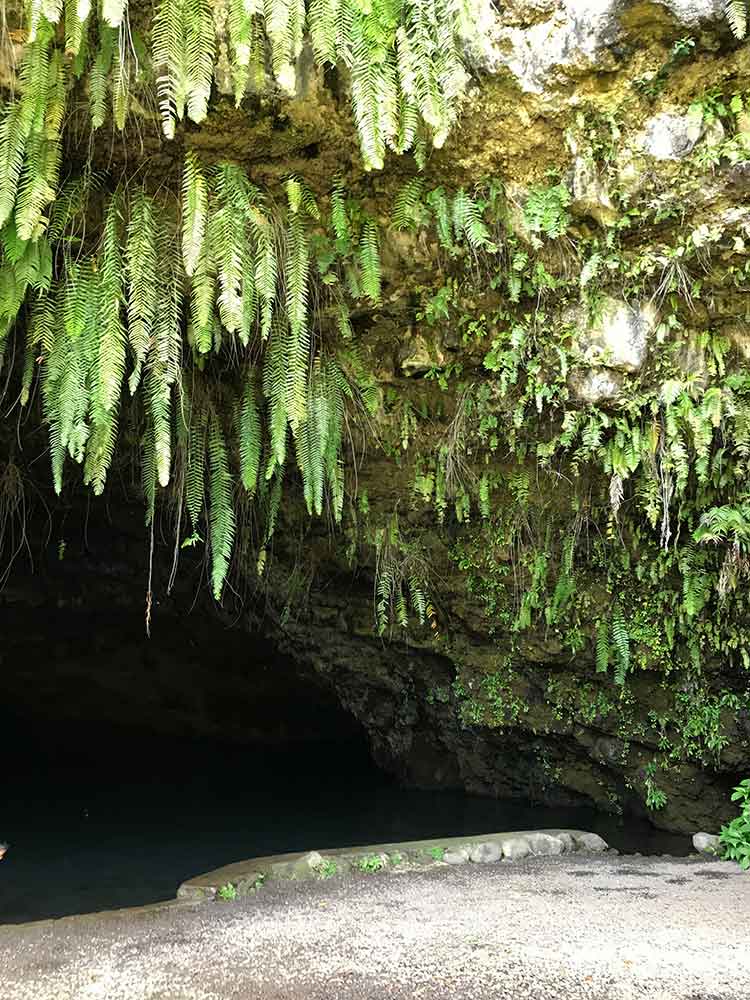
357, 216, 381, 304
181, 152, 208, 277
452, 188, 492, 251
611, 602, 630, 686
101, 0, 127, 28
126, 190, 159, 394
392, 177, 425, 231
726, 0, 748, 38
596, 618, 610, 673
153, 0, 215, 138
238, 367, 262, 496
227, 0, 264, 104
207, 410, 236, 599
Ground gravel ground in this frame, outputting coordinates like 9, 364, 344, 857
1, 853, 749, 1000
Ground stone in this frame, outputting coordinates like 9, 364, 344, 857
693, 832, 721, 855
287, 851, 325, 879
553, 832, 577, 854
469, 2, 620, 96
637, 112, 701, 161
573, 297, 655, 373
502, 837, 532, 861
526, 832, 566, 856
444, 847, 471, 865
466, 1, 724, 107
658, 0, 724, 24
570, 154, 618, 227
574, 832, 609, 853
468, 842, 503, 864
567, 368, 624, 405
400, 334, 445, 377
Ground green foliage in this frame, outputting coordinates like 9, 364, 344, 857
12, 1, 480, 174
373, 513, 436, 636
1, 154, 386, 602
153, 0, 216, 138
313, 858, 339, 879
357, 853, 386, 873
428, 846, 444, 861
392, 180, 499, 255
719, 778, 750, 869
643, 762, 667, 811
522, 184, 571, 243
217, 882, 238, 900
725, 1, 748, 38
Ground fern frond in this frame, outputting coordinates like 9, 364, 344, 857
358, 215, 381, 304
726, 0, 748, 38
208, 410, 236, 600
182, 151, 208, 277
125, 189, 159, 394
393, 177, 425, 231
611, 602, 630, 685
596, 618, 610, 673
238, 367, 262, 496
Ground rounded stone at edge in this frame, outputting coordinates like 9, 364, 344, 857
468, 842, 503, 864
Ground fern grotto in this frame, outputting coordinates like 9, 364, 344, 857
1, 0, 750, 873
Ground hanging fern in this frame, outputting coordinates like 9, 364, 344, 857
596, 618, 610, 674
726, 0, 748, 38
611, 603, 630, 686
207, 410, 236, 599
153, 0, 216, 138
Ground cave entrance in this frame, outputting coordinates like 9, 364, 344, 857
0, 608, 382, 924
1, 601, 692, 924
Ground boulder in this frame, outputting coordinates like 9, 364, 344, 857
568, 369, 624, 404
574, 297, 655, 373
573, 832, 609, 853
468, 842, 503, 864
502, 837, 532, 861
444, 847, 471, 865
637, 112, 701, 161
526, 832, 566, 856
693, 832, 721, 856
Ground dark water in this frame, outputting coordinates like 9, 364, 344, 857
0, 714, 692, 924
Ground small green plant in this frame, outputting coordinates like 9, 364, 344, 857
523, 183, 571, 242
314, 859, 339, 879
357, 853, 387, 873
428, 846, 445, 861
643, 762, 668, 811
217, 883, 237, 901
389, 852, 404, 866
719, 778, 750, 869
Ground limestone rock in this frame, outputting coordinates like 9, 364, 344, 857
658, 0, 725, 24
637, 112, 702, 161
400, 335, 445, 377
468, 842, 503, 864
573, 832, 609, 853
467, 1, 723, 104
444, 847, 471, 865
475, 2, 620, 96
502, 837, 532, 861
573, 297, 655, 372
693, 832, 721, 855
289, 851, 325, 879
553, 832, 577, 854
570, 151, 618, 227
568, 368, 624, 405
526, 832, 566, 856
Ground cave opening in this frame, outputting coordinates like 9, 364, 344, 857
2, 598, 693, 925
0, 504, 695, 926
